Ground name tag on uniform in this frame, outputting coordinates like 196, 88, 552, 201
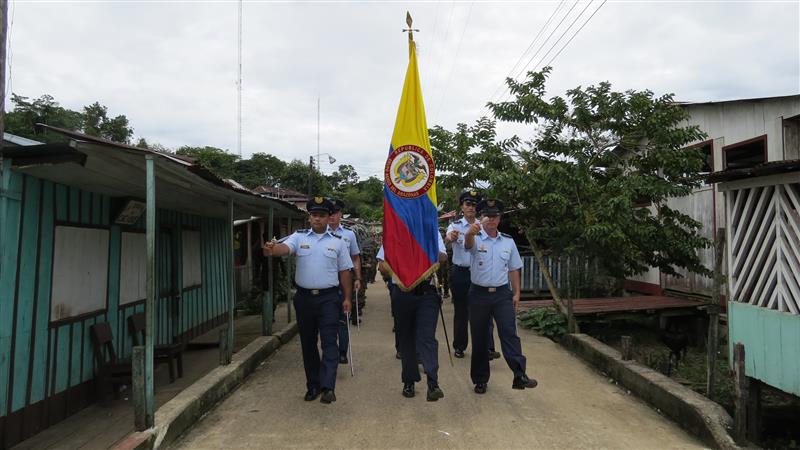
300, 244, 310, 249
326, 247, 336, 252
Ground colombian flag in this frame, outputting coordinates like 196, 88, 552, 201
382, 35, 439, 291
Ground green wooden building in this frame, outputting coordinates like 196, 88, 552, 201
0, 128, 301, 448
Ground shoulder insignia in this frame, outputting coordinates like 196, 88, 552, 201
329, 233, 342, 239
500, 232, 512, 238
295, 229, 308, 233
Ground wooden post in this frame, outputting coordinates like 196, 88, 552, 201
733, 342, 748, 442
747, 378, 762, 443
219, 329, 230, 365
225, 199, 235, 364
621, 336, 633, 361
132, 346, 146, 430
143, 155, 156, 428
263, 207, 274, 336
707, 228, 725, 396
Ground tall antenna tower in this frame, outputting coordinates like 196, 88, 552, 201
236, 0, 242, 158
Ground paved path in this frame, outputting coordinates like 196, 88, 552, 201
173, 283, 703, 449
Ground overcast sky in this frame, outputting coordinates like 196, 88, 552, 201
6, 1, 799, 180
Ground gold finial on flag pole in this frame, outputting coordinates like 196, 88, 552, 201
403, 11, 419, 42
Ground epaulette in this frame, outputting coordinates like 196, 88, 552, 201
329, 232, 342, 239
500, 232, 512, 238
295, 229, 308, 233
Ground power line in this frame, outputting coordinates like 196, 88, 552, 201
428, 0, 456, 106
542, 0, 607, 69
432, 1, 474, 125
526, 0, 596, 75
485, 0, 581, 110
484, 0, 566, 108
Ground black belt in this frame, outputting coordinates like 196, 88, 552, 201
452, 265, 470, 270
402, 283, 436, 296
471, 283, 509, 293
296, 286, 339, 296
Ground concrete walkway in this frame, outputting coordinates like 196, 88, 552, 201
173, 283, 704, 449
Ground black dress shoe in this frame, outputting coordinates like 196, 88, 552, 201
512, 374, 538, 390
339, 353, 348, 364
402, 383, 415, 398
320, 389, 336, 403
304, 387, 321, 401
395, 351, 402, 360
474, 383, 487, 394
454, 349, 465, 358
427, 385, 444, 401
488, 350, 501, 360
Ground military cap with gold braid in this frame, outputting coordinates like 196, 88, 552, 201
306, 196, 334, 214
477, 198, 504, 216
459, 189, 482, 204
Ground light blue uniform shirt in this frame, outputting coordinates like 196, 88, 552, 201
446, 217, 479, 268
328, 224, 360, 256
283, 229, 353, 289
467, 230, 523, 287
376, 234, 448, 286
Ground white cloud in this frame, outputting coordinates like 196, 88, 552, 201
6, 0, 798, 180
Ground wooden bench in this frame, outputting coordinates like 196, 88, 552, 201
127, 312, 185, 383
90, 322, 132, 401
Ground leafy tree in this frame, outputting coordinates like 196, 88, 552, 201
176, 146, 239, 180
481, 68, 711, 328
82, 102, 134, 143
235, 152, 287, 189
328, 164, 359, 190
280, 159, 332, 196
5, 94, 134, 144
4, 94, 82, 143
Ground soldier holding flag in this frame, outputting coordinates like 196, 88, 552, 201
380, 13, 448, 400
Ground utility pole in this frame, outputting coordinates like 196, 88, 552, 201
308, 155, 313, 197
316, 96, 320, 171
1, 0, 8, 144
236, 0, 242, 158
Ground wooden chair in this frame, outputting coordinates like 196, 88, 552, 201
90, 322, 132, 401
127, 312, 185, 383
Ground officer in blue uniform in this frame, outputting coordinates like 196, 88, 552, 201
464, 199, 537, 394
377, 233, 447, 401
263, 196, 353, 404
445, 190, 499, 360
328, 199, 362, 364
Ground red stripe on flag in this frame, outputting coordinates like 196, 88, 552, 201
383, 198, 433, 288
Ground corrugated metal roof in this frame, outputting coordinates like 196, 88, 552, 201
707, 159, 800, 184
677, 94, 799, 107
5, 125, 303, 220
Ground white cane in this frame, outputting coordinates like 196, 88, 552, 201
346, 311, 355, 377
354, 292, 360, 331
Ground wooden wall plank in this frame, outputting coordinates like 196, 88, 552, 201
0, 171, 24, 417
29, 181, 55, 405
69, 324, 82, 389
11, 176, 41, 412
68, 187, 79, 223
54, 325, 70, 394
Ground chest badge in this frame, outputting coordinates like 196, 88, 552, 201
300, 244, 310, 249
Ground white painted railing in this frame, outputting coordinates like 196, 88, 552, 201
726, 181, 800, 315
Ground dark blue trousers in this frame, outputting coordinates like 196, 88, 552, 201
392, 287, 440, 386
451, 266, 495, 353
468, 285, 526, 384
337, 299, 349, 357
293, 289, 340, 390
